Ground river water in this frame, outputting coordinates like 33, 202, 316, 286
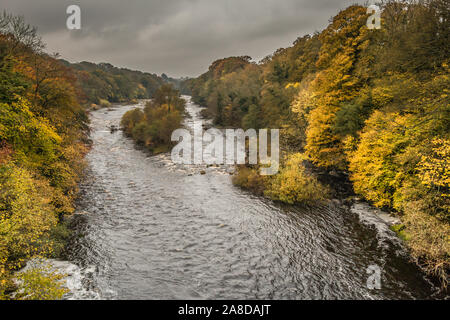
65, 97, 441, 300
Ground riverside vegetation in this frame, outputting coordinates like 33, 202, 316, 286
0, 11, 167, 299
185, 1, 449, 286
0, 12, 88, 299
121, 84, 186, 154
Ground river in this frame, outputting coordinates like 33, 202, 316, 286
64, 97, 441, 300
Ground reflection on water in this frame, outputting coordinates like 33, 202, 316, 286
65, 97, 440, 300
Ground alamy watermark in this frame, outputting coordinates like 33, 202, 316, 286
171, 121, 279, 175
367, 2, 381, 30
66, 5, 81, 30
366, 265, 382, 290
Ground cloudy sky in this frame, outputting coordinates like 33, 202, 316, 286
2, 0, 363, 77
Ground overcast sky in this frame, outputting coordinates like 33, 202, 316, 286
2, 0, 363, 77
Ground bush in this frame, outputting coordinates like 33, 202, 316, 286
120, 109, 144, 136
0, 164, 57, 272
14, 265, 68, 300
46, 222, 71, 259
99, 99, 111, 108
232, 166, 267, 195
265, 153, 329, 204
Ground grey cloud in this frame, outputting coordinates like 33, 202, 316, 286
1, 0, 362, 77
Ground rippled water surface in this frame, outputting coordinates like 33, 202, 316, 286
66, 98, 441, 300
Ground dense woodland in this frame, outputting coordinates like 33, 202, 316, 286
62, 60, 165, 107
186, 1, 449, 285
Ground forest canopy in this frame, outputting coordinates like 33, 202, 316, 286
62, 60, 165, 106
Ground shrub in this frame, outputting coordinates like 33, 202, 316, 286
99, 99, 111, 108
14, 265, 68, 300
232, 166, 267, 195
120, 109, 144, 136
265, 153, 329, 204
0, 164, 57, 272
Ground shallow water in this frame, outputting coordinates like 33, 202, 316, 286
65, 97, 441, 300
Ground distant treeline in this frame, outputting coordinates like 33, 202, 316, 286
161, 73, 192, 95
61, 60, 166, 107
185, 1, 449, 286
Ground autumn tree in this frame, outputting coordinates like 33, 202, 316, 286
304, 5, 374, 169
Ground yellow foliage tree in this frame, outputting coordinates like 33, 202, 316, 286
417, 138, 450, 198
265, 153, 329, 204
0, 164, 58, 296
304, 5, 372, 169
348, 111, 414, 208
